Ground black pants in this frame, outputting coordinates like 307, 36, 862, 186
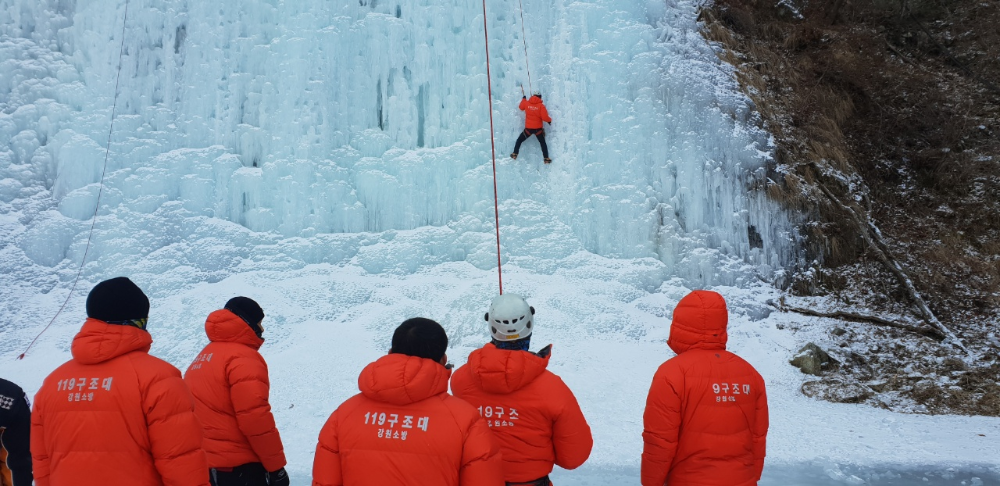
507, 476, 551, 486
512, 128, 549, 158
210, 462, 268, 486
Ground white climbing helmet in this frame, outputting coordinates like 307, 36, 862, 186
484, 294, 535, 341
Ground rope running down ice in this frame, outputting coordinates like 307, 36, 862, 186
518, 0, 532, 94
18, 0, 130, 360
482, 0, 504, 295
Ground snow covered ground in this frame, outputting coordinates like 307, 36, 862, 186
4, 269, 998, 484
1, 0, 998, 484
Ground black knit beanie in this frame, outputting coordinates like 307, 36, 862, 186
86, 277, 150, 323
225, 297, 265, 337
391, 318, 448, 362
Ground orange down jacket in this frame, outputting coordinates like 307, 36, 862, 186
451, 344, 593, 483
183, 309, 286, 471
312, 353, 503, 486
519, 96, 551, 129
641, 291, 768, 486
30, 319, 209, 486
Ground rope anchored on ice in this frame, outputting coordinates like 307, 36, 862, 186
518, 0, 533, 94
482, 0, 504, 294
18, 0, 131, 360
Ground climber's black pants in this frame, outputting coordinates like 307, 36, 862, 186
512, 128, 548, 158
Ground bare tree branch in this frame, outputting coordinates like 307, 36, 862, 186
775, 298, 944, 339
813, 179, 970, 356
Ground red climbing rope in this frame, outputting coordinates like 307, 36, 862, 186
18, 0, 131, 360
518, 0, 532, 94
482, 0, 504, 295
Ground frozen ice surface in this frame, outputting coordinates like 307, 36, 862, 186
2, 0, 998, 484
1, 0, 796, 289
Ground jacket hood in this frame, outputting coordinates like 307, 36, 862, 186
528, 95, 543, 104
465, 343, 550, 394
205, 309, 264, 350
358, 353, 451, 406
667, 290, 728, 354
71, 318, 152, 365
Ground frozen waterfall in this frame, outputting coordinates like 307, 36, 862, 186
1, 0, 797, 292
7, 3, 1000, 483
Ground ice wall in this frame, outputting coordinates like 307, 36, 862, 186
1, 0, 799, 291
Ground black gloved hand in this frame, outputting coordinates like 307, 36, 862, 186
267, 467, 290, 486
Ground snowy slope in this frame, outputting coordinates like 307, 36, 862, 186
1, 0, 998, 484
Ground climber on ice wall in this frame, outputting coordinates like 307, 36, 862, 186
511, 91, 552, 164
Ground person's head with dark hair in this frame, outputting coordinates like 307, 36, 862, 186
390, 318, 449, 365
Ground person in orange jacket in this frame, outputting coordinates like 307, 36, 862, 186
184, 297, 289, 486
641, 290, 768, 486
452, 294, 593, 486
30, 277, 209, 486
510, 91, 552, 164
312, 317, 503, 486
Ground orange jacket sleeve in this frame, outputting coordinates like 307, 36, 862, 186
143, 370, 210, 486
228, 355, 287, 471
752, 376, 769, 480
312, 411, 343, 486
539, 104, 551, 123
458, 416, 504, 486
551, 378, 592, 470
641, 365, 681, 486
29, 397, 50, 486
519, 98, 528, 111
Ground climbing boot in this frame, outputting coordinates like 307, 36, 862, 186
544, 158, 552, 164
510, 153, 518, 160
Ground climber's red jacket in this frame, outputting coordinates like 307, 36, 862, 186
641, 290, 769, 486
451, 344, 592, 483
184, 309, 286, 472
312, 353, 503, 486
31, 319, 209, 486
519, 96, 551, 129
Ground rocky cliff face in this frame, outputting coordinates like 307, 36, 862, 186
700, 0, 999, 415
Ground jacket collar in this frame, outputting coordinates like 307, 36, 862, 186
358, 353, 451, 405
71, 318, 152, 365
465, 343, 550, 394
205, 309, 264, 350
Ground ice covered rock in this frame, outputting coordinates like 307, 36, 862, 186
790, 342, 838, 375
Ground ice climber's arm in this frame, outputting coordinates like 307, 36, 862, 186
228, 355, 287, 472
641, 366, 681, 486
